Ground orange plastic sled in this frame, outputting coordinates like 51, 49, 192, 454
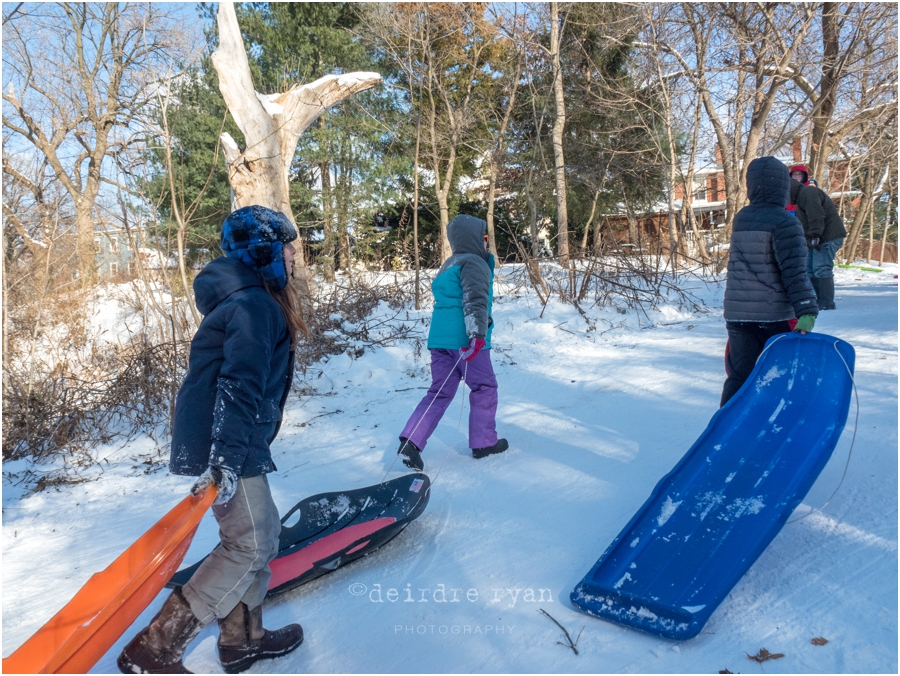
2, 487, 216, 674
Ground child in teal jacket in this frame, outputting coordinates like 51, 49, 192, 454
397, 215, 508, 471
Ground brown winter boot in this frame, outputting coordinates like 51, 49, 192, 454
117, 586, 204, 674
217, 602, 303, 674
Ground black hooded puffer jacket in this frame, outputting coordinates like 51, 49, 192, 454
724, 157, 818, 322
789, 179, 848, 244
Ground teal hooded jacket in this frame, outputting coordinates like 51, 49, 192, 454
427, 215, 495, 349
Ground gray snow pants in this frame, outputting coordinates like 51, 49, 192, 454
182, 475, 281, 624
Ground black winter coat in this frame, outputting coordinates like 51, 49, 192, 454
790, 179, 848, 244
169, 257, 293, 477
724, 157, 818, 322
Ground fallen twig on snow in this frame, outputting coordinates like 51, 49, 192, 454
539, 608, 583, 655
296, 409, 344, 427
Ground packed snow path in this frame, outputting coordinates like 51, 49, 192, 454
3, 265, 897, 673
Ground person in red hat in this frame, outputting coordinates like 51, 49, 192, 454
788, 164, 846, 310
786, 164, 810, 216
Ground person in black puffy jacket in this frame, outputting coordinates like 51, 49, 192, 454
789, 176, 847, 310
118, 206, 307, 675
720, 157, 819, 406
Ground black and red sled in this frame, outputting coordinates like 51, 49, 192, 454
168, 473, 430, 597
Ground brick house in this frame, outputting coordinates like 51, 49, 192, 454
598, 137, 861, 251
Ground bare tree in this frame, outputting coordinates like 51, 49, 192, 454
412, 96, 424, 308
143, 76, 234, 326
358, 4, 427, 298
790, 4, 898, 182
2, 3, 198, 283
659, 3, 815, 236
210, 1, 381, 291
367, 3, 497, 262
636, 4, 688, 268
505, 9, 554, 259
482, 6, 529, 261
842, 116, 897, 263
520, 87, 553, 259
2, 146, 74, 366
679, 96, 713, 266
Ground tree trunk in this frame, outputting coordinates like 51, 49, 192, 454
879, 181, 894, 267
320, 153, 335, 283
660, 108, 680, 269
75, 208, 96, 283
336, 157, 351, 276
665, 193, 680, 268
412, 110, 422, 310
338, 217, 351, 276
592, 216, 604, 255
646, 15, 683, 269
425, 88, 453, 261
211, 1, 381, 295
580, 189, 600, 253
527, 171, 541, 258
486, 51, 522, 263
1, 235, 7, 375
809, 3, 840, 180
867, 208, 875, 264
550, 2, 569, 269
623, 192, 639, 247
680, 6, 740, 232
683, 98, 711, 265
435, 139, 456, 262
486, 156, 501, 260
843, 166, 877, 263
435, 187, 452, 261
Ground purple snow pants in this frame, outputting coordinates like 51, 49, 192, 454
400, 348, 498, 452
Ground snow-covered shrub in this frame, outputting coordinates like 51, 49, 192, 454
2, 280, 194, 493
295, 270, 429, 371
500, 250, 712, 319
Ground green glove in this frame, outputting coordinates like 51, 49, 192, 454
793, 314, 816, 333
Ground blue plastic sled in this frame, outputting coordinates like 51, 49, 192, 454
570, 332, 855, 640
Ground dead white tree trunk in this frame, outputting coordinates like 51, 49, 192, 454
211, 1, 381, 293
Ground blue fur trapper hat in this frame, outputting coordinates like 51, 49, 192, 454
220, 205, 298, 289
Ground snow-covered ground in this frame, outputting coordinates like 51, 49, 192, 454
3, 264, 897, 673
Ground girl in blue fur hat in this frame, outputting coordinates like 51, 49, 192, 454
119, 205, 307, 674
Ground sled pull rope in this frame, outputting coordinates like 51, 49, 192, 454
431, 359, 468, 487
381, 351, 466, 483
759, 332, 789, 357
787, 340, 858, 524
